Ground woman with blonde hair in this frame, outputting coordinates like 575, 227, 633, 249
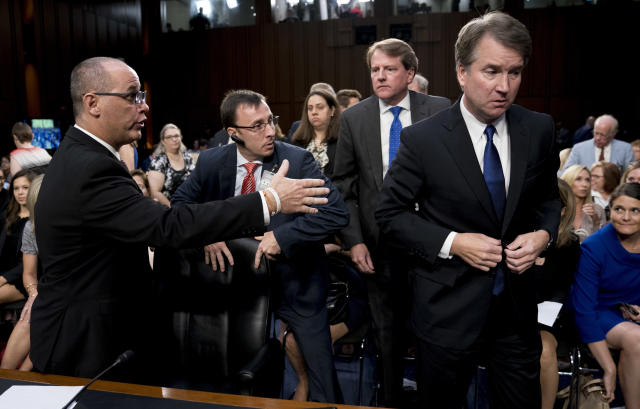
535, 179, 581, 409
148, 123, 194, 206
560, 164, 606, 241
1, 174, 44, 370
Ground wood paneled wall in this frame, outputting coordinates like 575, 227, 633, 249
2, 2, 638, 156
149, 3, 639, 144
0, 0, 142, 155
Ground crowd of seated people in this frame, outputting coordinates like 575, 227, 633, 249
2, 77, 640, 408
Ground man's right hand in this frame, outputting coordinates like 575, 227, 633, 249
350, 243, 375, 274
269, 159, 329, 214
450, 233, 502, 272
204, 242, 234, 272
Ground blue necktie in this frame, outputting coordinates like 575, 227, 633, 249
483, 124, 506, 295
388, 106, 403, 164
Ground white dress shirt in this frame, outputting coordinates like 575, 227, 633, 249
74, 124, 121, 160
439, 95, 512, 258
594, 143, 611, 163
379, 92, 412, 178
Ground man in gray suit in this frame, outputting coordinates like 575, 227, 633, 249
332, 38, 450, 406
560, 114, 634, 174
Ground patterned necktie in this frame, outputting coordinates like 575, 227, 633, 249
241, 163, 259, 194
388, 106, 403, 164
483, 124, 506, 295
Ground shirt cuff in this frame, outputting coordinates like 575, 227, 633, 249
438, 231, 457, 259
259, 191, 270, 225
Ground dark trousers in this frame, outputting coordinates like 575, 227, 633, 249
278, 302, 343, 404
366, 252, 410, 407
416, 293, 541, 409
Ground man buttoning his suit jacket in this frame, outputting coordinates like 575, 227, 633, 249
32, 58, 330, 381
376, 12, 561, 409
332, 38, 450, 406
172, 90, 349, 404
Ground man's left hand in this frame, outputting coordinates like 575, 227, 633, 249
254, 231, 281, 268
504, 230, 550, 274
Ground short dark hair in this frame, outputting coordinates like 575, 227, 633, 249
70, 57, 120, 118
220, 89, 267, 129
366, 38, 418, 72
336, 89, 362, 108
455, 11, 532, 69
11, 122, 34, 144
610, 182, 640, 204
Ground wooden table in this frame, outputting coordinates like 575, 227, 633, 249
0, 369, 382, 409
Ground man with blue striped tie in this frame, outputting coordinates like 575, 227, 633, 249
376, 11, 561, 409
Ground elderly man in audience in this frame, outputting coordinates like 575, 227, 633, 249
332, 37, 450, 407
560, 114, 634, 174
31, 57, 330, 381
376, 12, 561, 408
172, 89, 349, 404
408, 73, 429, 94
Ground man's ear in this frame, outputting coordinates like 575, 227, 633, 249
456, 64, 467, 89
84, 93, 101, 117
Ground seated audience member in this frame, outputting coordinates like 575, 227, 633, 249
336, 89, 362, 113
622, 161, 640, 184
0, 169, 39, 304
291, 89, 341, 179
560, 114, 634, 175
535, 179, 581, 409
570, 183, 640, 407
571, 115, 595, 146
631, 139, 640, 161
591, 161, 621, 217
561, 165, 606, 241
131, 169, 151, 197
148, 123, 195, 206
408, 73, 429, 94
559, 148, 571, 172
1, 174, 43, 370
287, 82, 336, 140
9, 122, 51, 176
118, 142, 138, 171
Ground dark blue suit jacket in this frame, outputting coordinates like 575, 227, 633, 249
172, 141, 349, 316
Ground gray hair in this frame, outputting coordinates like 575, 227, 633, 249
455, 11, 531, 69
70, 57, 123, 118
412, 74, 429, 93
595, 114, 619, 136
366, 38, 418, 72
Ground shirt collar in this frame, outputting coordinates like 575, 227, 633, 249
236, 148, 263, 167
379, 91, 411, 115
74, 124, 121, 160
460, 94, 508, 142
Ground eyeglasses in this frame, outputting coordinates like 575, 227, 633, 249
163, 134, 181, 141
233, 115, 279, 133
92, 90, 147, 105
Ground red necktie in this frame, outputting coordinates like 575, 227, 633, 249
599, 148, 604, 161
241, 163, 259, 194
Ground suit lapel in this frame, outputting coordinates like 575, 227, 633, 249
261, 143, 281, 176
220, 145, 238, 198
441, 103, 499, 226
410, 91, 427, 123
362, 97, 384, 190
502, 109, 530, 234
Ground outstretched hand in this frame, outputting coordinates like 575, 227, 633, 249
269, 159, 329, 214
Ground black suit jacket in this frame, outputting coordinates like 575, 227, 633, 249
375, 101, 561, 349
32, 126, 265, 377
172, 141, 349, 316
332, 91, 450, 250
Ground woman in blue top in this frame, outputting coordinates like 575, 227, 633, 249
570, 183, 640, 407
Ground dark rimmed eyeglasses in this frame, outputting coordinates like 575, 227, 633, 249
91, 90, 147, 105
232, 115, 279, 133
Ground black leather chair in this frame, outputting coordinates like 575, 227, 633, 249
154, 238, 282, 397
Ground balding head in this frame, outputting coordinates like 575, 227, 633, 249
593, 114, 619, 149
70, 57, 127, 118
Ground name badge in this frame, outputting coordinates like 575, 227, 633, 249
258, 170, 276, 190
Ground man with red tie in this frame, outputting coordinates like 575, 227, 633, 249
172, 89, 348, 403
